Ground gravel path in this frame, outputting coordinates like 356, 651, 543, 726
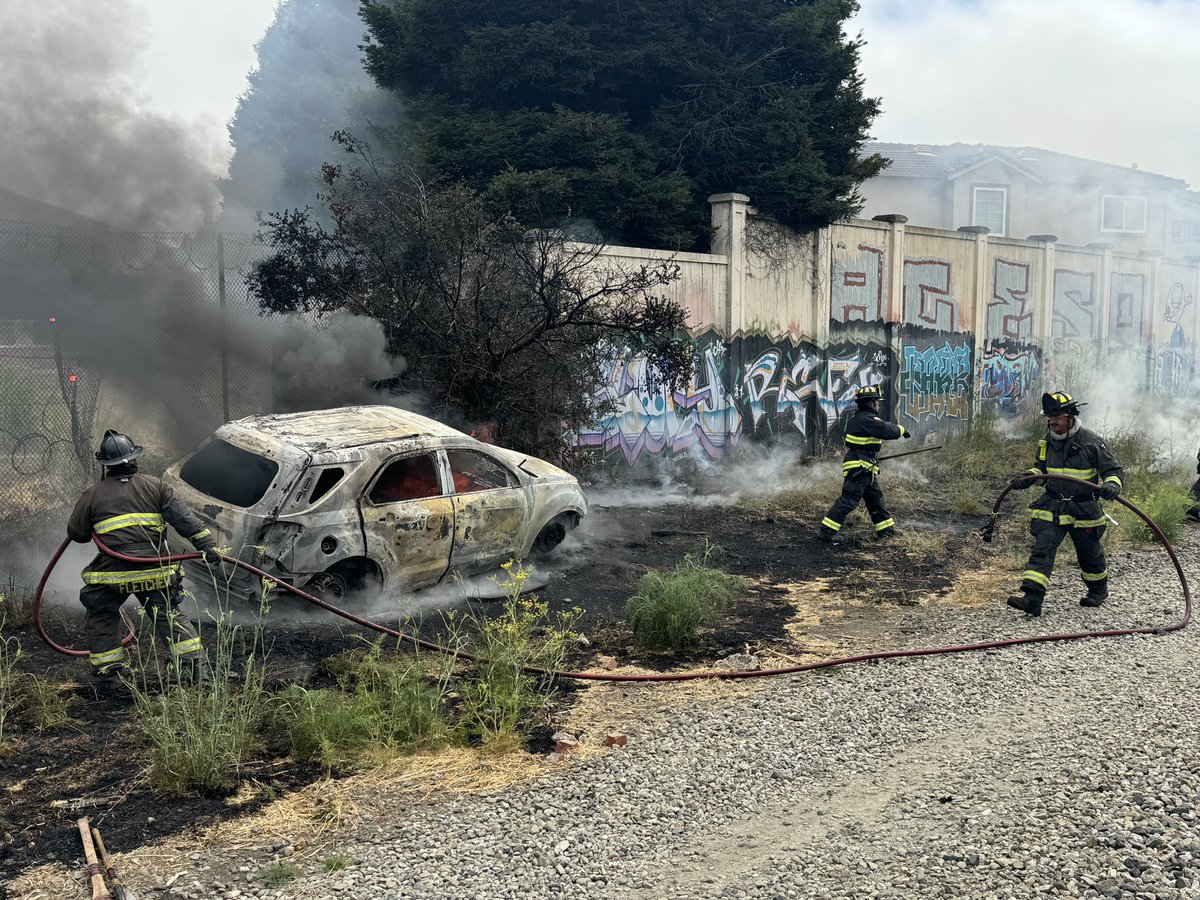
144, 537, 1200, 899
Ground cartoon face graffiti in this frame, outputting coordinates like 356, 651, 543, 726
1165, 282, 1193, 325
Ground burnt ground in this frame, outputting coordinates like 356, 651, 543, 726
0, 484, 994, 889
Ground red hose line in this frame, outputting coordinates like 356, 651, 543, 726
33, 537, 136, 657
32, 475, 1190, 681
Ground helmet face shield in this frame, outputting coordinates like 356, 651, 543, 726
95, 429, 144, 466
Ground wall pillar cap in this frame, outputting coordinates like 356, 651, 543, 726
957, 225, 990, 235
1027, 234, 1058, 243
1086, 242, 1114, 250
708, 192, 751, 204
872, 214, 908, 224
1137, 249, 1163, 258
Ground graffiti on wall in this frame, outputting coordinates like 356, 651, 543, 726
577, 336, 740, 463
741, 340, 890, 441
897, 335, 973, 425
979, 342, 1042, 413
832, 242, 887, 323
579, 334, 893, 463
988, 259, 1034, 342
902, 259, 958, 331
1108, 272, 1145, 346
1157, 282, 1194, 393
1051, 269, 1097, 354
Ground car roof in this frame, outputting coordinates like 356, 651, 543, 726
228, 405, 468, 453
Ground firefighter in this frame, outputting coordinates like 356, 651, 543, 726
67, 429, 222, 686
818, 384, 910, 544
1006, 391, 1123, 616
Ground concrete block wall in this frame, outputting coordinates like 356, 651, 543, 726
577, 195, 1200, 467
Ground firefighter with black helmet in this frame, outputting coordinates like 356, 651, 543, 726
1006, 391, 1123, 617
818, 384, 910, 544
67, 429, 223, 685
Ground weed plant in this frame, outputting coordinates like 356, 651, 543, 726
0, 576, 35, 631
14, 675, 75, 730
324, 853, 353, 873
0, 631, 21, 750
265, 641, 454, 768
453, 561, 580, 751
624, 548, 748, 652
129, 608, 268, 794
260, 862, 302, 887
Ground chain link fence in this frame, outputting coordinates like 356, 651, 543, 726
0, 220, 277, 512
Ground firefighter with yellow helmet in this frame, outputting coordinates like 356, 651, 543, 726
818, 384, 910, 544
67, 429, 222, 685
1006, 391, 1123, 617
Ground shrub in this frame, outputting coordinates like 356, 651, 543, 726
454, 561, 579, 750
1122, 482, 1193, 544
324, 853, 353, 873
264, 646, 453, 769
625, 552, 748, 652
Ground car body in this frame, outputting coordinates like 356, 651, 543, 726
162, 405, 587, 613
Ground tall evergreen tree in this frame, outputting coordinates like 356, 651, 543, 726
360, 0, 884, 248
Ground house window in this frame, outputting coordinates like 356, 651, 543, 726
972, 187, 1008, 236
1101, 196, 1147, 233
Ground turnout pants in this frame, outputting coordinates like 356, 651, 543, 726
1020, 520, 1108, 599
79, 578, 202, 676
820, 470, 895, 536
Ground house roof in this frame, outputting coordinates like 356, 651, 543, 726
865, 142, 1188, 190
0, 187, 121, 232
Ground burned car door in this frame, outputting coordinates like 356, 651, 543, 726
446, 447, 530, 574
359, 451, 454, 590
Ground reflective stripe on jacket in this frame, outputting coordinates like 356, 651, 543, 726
68, 471, 216, 584
1025, 426, 1123, 527
841, 408, 904, 477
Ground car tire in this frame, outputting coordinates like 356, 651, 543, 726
532, 517, 569, 555
305, 570, 351, 606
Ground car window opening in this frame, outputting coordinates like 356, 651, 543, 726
448, 449, 517, 494
179, 439, 280, 508
370, 454, 442, 504
309, 467, 345, 503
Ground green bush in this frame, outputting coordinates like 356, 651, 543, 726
625, 553, 747, 652
453, 562, 579, 751
324, 853, 353, 873
264, 645, 453, 768
1122, 482, 1193, 544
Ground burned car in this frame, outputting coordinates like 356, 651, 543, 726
162, 406, 587, 613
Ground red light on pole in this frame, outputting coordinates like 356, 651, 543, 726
68, 374, 78, 383
49, 316, 57, 324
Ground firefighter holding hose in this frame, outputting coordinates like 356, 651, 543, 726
818, 384, 910, 544
1006, 392, 1123, 617
67, 429, 222, 686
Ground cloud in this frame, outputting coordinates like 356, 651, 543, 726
852, 0, 1200, 188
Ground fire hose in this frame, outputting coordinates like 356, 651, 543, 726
32, 474, 1189, 682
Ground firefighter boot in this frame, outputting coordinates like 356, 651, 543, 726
176, 654, 209, 685
1006, 592, 1043, 617
1080, 589, 1108, 608
817, 527, 842, 546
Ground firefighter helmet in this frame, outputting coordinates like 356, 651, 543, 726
855, 385, 883, 403
94, 429, 144, 466
1041, 391, 1084, 417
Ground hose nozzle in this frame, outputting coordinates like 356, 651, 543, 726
978, 517, 997, 543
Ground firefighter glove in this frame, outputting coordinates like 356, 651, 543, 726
899, 426, 911, 439
1098, 482, 1121, 501
203, 547, 223, 567
1009, 474, 1034, 491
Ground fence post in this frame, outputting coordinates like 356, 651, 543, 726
958, 225, 990, 427
217, 232, 230, 424
1028, 234, 1058, 393
1089, 243, 1114, 359
871, 214, 907, 426
708, 193, 750, 455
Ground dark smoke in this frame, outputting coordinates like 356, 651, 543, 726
0, 0, 223, 231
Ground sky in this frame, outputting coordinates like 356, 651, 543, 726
850, 0, 1200, 188
2, 0, 1199, 229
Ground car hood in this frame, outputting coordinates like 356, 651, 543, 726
490, 447, 577, 482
